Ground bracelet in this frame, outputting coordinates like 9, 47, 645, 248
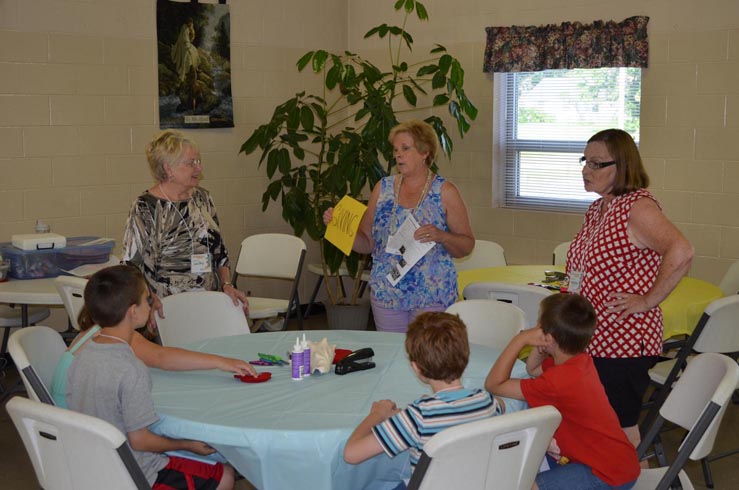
222, 281, 232, 291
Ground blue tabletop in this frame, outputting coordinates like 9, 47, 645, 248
150, 330, 529, 490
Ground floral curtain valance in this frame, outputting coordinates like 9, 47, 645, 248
483, 16, 649, 73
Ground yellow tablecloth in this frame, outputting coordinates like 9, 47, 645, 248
457, 265, 724, 340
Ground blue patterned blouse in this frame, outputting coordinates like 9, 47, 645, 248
370, 174, 458, 310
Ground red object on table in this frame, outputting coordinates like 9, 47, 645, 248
234, 372, 272, 383
333, 349, 353, 364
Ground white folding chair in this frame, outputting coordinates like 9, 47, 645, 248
0, 305, 51, 355
718, 259, 739, 296
453, 240, 506, 272
407, 405, 561, 490
157, 291, 250, 348
446, 299, 525, 350
635, 353, 739, 490
6, 396, 151, 490
552, 241, 571, 266
462, 282, 553, 329
54, 276, 88, 331
233, 233, 307, 331
641, 295, 739, 486
7, 326, 66, 405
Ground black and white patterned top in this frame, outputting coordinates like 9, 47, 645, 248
122, 187, 230, 298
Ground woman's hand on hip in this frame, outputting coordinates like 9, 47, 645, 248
605, 291, 652, 322
223, 284, 249, 313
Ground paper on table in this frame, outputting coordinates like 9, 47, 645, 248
59, 255, 120, 278
385, 214, 434, 287
325, 196, 368, 255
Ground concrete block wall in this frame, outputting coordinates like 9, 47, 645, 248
0, 0, 348, 328
349, 0, 739, 285
1, 0, 738, 334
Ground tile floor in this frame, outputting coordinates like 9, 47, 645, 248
1, 310, 738, 489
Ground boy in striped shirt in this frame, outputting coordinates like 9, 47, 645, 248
344, 312, 504, 477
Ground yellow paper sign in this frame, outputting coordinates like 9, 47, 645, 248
325, 195, 368, 255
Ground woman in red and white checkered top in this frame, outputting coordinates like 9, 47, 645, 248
566, 129, 694, 451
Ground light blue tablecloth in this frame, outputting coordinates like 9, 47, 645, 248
150, 330, 529, 490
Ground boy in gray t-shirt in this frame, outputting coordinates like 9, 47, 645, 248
65, 265, 235, 490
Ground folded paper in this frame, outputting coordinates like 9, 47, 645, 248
325, 196, 367, 256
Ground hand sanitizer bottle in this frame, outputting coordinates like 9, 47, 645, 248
301, 333, 311, 377
291, 337, 304, 380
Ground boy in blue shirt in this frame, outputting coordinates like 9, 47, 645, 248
344, 312, 503, 479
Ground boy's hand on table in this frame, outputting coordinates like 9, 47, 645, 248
370, 400, 401, 421
188, 440, 217, 456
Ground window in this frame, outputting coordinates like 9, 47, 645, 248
495, 67, 641, 212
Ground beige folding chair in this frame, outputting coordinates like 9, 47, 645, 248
453, 240, 506, 272
407, 405, 561, 490
8, 326, 66, 405
157, 291, 250, 348
718, 259, 739, 296
446, 299, 525, 350
54, 276, 88, 331
6, 396, 151, 490
552, 241, 571, 266
233, 233, 307, 331
641, 295, 739, 487
462, 282, 553, 329
636, 353, 739, 490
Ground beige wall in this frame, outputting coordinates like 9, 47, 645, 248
349, 0, 739, 285
0, 0, 347, 327
0, 0, 737, 328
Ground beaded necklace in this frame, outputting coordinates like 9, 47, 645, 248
390, 170, 433, 235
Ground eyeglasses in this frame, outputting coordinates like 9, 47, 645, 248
180, 158, 202, 168
579, 156, 616, 170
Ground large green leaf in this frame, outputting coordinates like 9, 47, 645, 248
312, 50, 329, 72
415, 1, 428, 20
266, 149, 279, 178
416, 64, 438, 77
402, 85, 417, 106
300, 105, 314, 131
277, 148, 291, 174
438, 54, 452, 75
297, 51, 314, 71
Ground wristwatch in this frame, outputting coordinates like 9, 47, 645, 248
222, 281, 233, 291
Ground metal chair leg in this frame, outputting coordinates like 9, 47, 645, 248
701, 457, 714, 489
304, 275, 323, 319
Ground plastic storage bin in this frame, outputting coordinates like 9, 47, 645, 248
0, 236, 115, 280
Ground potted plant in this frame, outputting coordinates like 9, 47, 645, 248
239, 0, 477, 327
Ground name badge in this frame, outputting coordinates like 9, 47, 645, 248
568, 270, 583, 294
191, 253, 212, 273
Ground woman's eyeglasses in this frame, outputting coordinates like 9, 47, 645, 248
579, 156, 617, 170
180, 158, 202, 168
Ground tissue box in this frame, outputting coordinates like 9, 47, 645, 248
0, 236, 115, 280
11, 233, 67, 251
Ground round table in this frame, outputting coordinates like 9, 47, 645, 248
457, 265, 724, 340
149, 330, 528, 490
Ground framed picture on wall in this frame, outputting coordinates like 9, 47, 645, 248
156, 0, 234, 129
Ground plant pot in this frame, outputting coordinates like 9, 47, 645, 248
326, 303, 370, 331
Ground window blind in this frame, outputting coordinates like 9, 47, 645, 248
501, 68, 641, 212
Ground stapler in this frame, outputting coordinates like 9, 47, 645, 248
335, 347, 376, 375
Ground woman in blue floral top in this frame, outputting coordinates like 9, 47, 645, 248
324, 120, 474, 332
